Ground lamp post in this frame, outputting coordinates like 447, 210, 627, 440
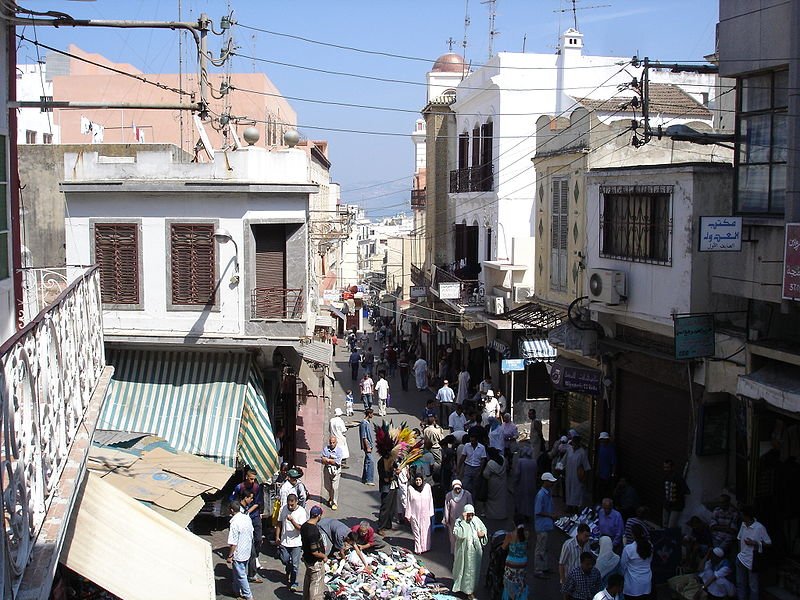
213, 228, 239, 280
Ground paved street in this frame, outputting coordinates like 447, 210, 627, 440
203, 335, 568, 599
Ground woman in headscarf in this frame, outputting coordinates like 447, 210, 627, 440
453, 504, 487, 600
413, 356, 428, 392
482, 446, 508, 519
596, 535, 621, 585
512, 442, 538, 524
502, 522, 529, 600
443, 479, 473, 553
405, 472, 434, 553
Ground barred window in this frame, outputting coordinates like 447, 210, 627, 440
94, 223, 140, 304
600, 185, 672, 266
170, 223, 216, 305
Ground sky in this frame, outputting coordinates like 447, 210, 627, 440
19, 1, 719, 218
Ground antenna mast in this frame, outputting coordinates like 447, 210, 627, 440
178, 0, 184, 152
462, 0, 470, 66
552, 0, 612, 31
481, 0, 499, 59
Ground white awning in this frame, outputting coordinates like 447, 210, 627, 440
61, 472, 215, 600
315, 314, 334, 328
520, 337, 558, 363
737, 364, 800, 413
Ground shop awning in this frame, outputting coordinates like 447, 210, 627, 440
737, 363, 800, 413
323, 304, 347, 321
99, 350, 279, 477
520, 336, 558, 363
61, 472, 215, 600
315, 314, 334, 328
301, 340, 333, 366
456, 326, 487, 348
501, 302, 565, 332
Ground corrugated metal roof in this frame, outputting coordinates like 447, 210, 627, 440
575, 83, 711, 117
99, 350, 279, 477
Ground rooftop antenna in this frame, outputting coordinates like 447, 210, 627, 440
481, 0, 499, 59
178, 0, 185, 152
553, 0, 611, 31
462, 0, 470, 68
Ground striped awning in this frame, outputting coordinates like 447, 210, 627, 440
519, 337, 558, 363
99, 350, 279, 477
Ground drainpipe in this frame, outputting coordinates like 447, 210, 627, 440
8, 14, 23, 328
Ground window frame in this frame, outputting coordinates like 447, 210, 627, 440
90, 219, 144, 309
166, 219, 220, 311
599, 185, 673, 266
734, 69, 788, 215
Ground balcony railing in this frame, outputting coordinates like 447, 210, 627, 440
410, 264, 429, 287
410, 189, 426, 208
250, 288, 305, 319
1, 266, 105, 596
432, 265, 485, 307
449, 164, 494, 193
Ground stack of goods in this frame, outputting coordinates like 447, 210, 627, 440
324, 546, 456, 599
556, 507, 600, 538
374, 421, 424, 469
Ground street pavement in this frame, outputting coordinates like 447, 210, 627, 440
201, 334, 569, 599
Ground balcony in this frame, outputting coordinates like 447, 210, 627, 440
431, 265, 485, 310
2, 266, 110, 597
411, 263, 429, 287
449, 164, 494, 193
410, 188, 426, 209
250, 288, 304, 319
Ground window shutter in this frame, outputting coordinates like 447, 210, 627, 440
170, 224, 215, 305
94, 223, 139, 304
559, 180, 569, 288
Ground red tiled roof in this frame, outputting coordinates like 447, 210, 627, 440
576, 83, 711, 117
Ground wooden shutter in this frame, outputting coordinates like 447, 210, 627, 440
170, 224, 215, 305
458, 133, 470, 170
551, 180, 569, 291
466, 225, 479, 267
471, 125, 480, 167
94, 223, 139, 304
253, 224, 286, 318
454, 223, 466, 263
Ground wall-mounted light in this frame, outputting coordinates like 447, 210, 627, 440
213, 228, 240, 283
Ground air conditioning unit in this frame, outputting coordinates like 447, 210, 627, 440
588, 269, 627, 304
485, 294, 506, 315
513, 284, 534, 304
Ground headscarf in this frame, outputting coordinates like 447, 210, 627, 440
595, 536, 620, 578
451, 479, 464, 500
463, 504, 475, 515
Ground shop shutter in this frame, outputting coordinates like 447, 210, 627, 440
616, 371, 691, 512
252, 224, 286, 318
94, 223, 139, 304
170, 223, 215, 305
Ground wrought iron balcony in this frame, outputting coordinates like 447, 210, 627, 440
1, 266, 107, 596
250, 288, 305, 319
449, 164, 494, 193
410, 189, 426, 208
410, 263, 429, 287
431, 265, 485, 307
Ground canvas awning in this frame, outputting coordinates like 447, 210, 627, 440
324, 304, 346, 321
456, 326, 487, 348
300, 341, 334, 366
315, 314, 334, 328
737, 363, 800, 414
61, 472, 215, 600
99, 350, 280, 478
520, 336, 558, 363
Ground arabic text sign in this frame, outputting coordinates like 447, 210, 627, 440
784, 223, 800, 301
549, 360, 602, 395
501, 358, 526, 373
674, 314, 715, 360
438, 282, 461, 300
698, 216, 742, 252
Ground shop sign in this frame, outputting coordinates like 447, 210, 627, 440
673, 314, 715, 360
698, 216, 742, 252
783, 223, 800, 301
438, 282, 461, 300
410, 286, 428, 298
549, 359, 602, 395
501, 358, 526, 373
322, 290, 340, 301
488, 339, 510, 355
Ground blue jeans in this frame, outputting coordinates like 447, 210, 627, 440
361, 393, 373, 409
362, 450, 374, 483
279, 545, 302, 586
737, 557, 759, 600
232, 559, 252, 599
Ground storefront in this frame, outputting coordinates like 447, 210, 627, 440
548, 357, 603, 451
456, 324, 488, 388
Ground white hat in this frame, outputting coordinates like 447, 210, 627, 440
463, 504, 475, 514
560, 435, 568, 443
451, 479, 462, 489
334, 408, 343, 416
541, 472, 558, 482
486, 390, 495, 397
599, 431, 610, 440
713, 547, 725, 558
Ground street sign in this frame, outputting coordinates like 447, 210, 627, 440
783, 223, 800, 301
698, 216, 742, 252
410, 286, 427, 298
501, 358, 526, 373
674, 314, 715, 360
438, 282, 461, 300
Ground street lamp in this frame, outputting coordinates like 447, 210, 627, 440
213, 228, 240, 282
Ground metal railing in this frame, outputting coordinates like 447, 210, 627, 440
410, 189, 426, 208
432, 266, 485, 307
410, 263, 428, 287
449, 164, 494, 193
1, 266, 105, 595
250, 288, 305, 319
